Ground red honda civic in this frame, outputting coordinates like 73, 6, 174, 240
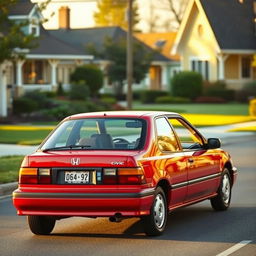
13, 111, 237, 236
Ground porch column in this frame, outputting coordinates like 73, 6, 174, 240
0, 63, 8, 117
217, 54, 229, 80
16, 59, 25, 86
48, 59, 59, 88
161, 64, 168, 91
99, 62, 108, 93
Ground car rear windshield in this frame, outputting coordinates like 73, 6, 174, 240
40, 118, 146, 151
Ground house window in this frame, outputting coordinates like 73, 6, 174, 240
23, 60, 47, 84
241, 56, 251, 78
191, 59, 209, 80
29, 24, 39, 36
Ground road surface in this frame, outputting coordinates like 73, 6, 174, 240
0, 136, 255, 256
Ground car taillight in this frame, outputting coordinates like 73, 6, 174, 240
19, 168, 38, 184
102, 167, 146, 185
19, 167, 51, 184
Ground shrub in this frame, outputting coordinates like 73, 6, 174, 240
244, 80, 256, 96
155, 96, 190, 104
204, 88, 235, 101
203, 80, 235, 102
13, 98, 38, 115
141, 90, 169, 103
171, 71, 203, 100
235, 81, 256, 102
100, 96, 117, 105
70, 64, 104, 96
24, 90, 52, 109
194, 96, 226, 103
69, 81, 90, 100
57, 83, 64, 96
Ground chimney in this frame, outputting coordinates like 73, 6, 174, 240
59, 6, 70, 29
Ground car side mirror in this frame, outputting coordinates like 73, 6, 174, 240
207, 138, 221, 149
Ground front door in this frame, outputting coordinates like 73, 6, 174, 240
168, 118, 220, 202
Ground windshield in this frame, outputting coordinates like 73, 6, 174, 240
40, 118, 146, 151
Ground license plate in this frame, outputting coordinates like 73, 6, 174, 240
64, 171, 90, 184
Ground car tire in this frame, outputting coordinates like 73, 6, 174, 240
210, 169, 231, 211
28, 216, 56, 235
141, 187, 168, 236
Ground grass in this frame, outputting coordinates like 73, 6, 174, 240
134, 102, 249, 115
0, 128, 52, 145
0, 103, 254, 145
0, 155, 24, 184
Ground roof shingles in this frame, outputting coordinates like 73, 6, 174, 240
200, 0, 256, 50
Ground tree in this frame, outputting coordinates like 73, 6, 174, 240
94, 0, 140, 31
70, 64, 104, 97
87, 37, 152, 96
141, 0, 188, 32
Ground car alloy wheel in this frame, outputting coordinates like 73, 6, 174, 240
153, 193, 166, 229
211, 169, 231, 211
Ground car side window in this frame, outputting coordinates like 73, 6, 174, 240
155, 117, 180, 152
168, 118, 204, 150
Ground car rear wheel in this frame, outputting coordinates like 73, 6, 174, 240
28, 216, 56, 235
141, 187, 167, 236
211, 169, 231, 211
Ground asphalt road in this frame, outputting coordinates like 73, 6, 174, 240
0, 137, 256, 256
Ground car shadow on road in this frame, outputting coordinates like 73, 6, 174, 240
50, 204, 256, 244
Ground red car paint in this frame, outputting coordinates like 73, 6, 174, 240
12, 111, 237, 236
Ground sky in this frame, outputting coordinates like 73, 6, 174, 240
31, 0, 181, 32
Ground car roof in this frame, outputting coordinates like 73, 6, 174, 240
66, 111, 182, 120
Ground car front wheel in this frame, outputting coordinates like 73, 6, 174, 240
28, 215, 56, 235
211, 169, 231, 211
141, 187, 167, 236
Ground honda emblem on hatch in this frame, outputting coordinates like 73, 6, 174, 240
71, 158, 80, 166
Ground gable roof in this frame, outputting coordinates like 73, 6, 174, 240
9, 0, 35, 16
173, 0, 256, 54
48, 26, 171, 62
200, 0, 256, 51
135, 32, 180, 61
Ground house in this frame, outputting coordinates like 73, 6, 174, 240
172, 0, 256, 90
0, 0, 93, 117
0, 0, 173, 117
48, 26, 171, 92
135, 32, 181, 90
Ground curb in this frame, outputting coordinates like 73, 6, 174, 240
0, 182, 17, 198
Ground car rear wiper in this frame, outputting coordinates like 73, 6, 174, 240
42, 145, 91, 152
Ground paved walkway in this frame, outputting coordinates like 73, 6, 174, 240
0, 144, 38, 156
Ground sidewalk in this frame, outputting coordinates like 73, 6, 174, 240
0, 143, 38, 156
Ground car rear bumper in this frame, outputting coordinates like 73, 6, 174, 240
12, 188, 154, 217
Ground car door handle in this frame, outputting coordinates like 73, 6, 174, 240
188, 158, 194, 163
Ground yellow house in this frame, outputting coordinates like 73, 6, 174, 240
172, 0, 256, 90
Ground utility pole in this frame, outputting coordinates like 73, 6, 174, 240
126, 0, 133, 110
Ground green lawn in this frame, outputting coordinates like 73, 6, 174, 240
0, 155, 24, 183
133, 102, 249, 115
0, 129, 51, 145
